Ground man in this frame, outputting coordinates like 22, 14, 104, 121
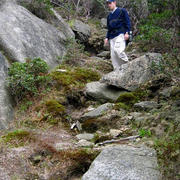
104, 0, 131, 71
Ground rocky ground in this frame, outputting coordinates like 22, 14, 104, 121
0, 49, 179, 179
0, 1, 179, 180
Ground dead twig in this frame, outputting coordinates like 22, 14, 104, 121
97, 135, 141, 146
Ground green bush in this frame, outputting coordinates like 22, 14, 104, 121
136, 10, 174, 52
63, 38, 85, 65
7, 58, 51, 102
23, 0, 53, 20
154, 131, 180, 179
138, 129, 152, 137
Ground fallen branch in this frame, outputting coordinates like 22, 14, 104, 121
97, 135, 141, 146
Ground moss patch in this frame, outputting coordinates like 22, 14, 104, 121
114, 102, 130, 111
0, 129, 32, 147
50, 65, 101, 92
116, 92, 138, 106
46, 100, 65, 115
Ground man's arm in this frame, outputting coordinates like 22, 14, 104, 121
104, 16, 110, 46
123, 8, 131, 34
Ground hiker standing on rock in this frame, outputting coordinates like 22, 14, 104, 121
104, 0, 131, 71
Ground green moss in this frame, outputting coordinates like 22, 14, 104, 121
50, 65, 101, 92
0, 129, 31, 147
138, 129, 152, 137
45, 100, 65, 115
114, 102, 130, 111
133, 88, 149, 100
68, 19, 75, 28
116, 92, 138, 106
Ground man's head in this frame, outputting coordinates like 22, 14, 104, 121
106, 0, 116, 11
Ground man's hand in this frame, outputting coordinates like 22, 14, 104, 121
124, 32, 129, 41
104, 38, 109, 46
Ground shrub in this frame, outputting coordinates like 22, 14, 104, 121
135, 6, 180, 53
154, 131, 180, 179
22, 0, 53, 20
62, 38, 86, 65
138, 129, 152, 137
7, 58, 51, 102
136, 11, 174, 52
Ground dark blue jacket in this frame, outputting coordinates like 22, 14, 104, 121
106, 7, 131, 40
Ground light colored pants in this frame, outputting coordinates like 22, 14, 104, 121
110, 34, 128, 70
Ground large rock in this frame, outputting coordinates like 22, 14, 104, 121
0, 1, 67, 69
0, 53, 14, 130
51, 9, 75, 39
71, 19, 91, 43
101, 53, 162, 91
85, 81, 127, 102
16, 0, 75, 39
82, 145, 161, 180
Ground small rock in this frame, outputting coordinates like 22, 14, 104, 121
76, 120, 82, 131
151, 124, 165, 137
77, 139, 94, 147
56, 69, 67, 73
87, 106, 95, 112
172, 100, 180, 107
109, 129, 122, 137
76, 133, 95, 141
136, 138, 141, 142
134, 101, 159, 111
100, 18, 107, 28
85, 81, 127, 102
29, 154, 43, 165
55, 142, 72, 151
81, 103, 114, 121
159, 87, 172, 98
97, 51, 110, 59
122, 115, 134, 124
